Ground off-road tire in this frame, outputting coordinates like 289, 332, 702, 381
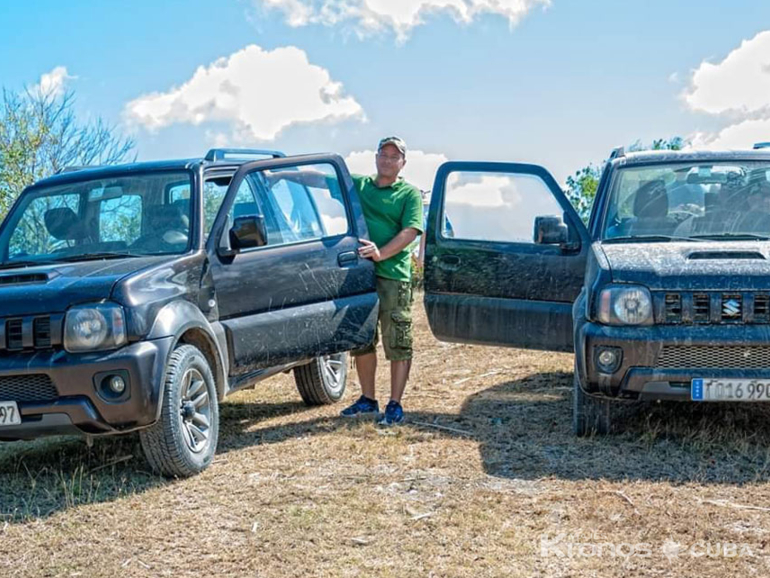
572, 365, 612, 436
140, 344, 219, 477
294, 352, 348, 406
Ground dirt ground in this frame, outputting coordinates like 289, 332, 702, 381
2, 298, 770, 577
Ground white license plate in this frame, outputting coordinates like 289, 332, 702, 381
0, 401, 20, 426
692, 378, 770, 402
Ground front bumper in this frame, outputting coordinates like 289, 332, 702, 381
0, 336, 175, 440
576, 321, 770, 401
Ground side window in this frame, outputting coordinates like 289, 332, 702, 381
441, 171, 563, 244
251, 163, 348, 247
168, 182, 190, 204
203, 177, 231, 238
267, 179, 323, 241
303, 164, 349, 236
99, 195, 142, 244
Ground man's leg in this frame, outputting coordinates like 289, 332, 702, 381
356, 352, 378, 400
390, 359, 412, 403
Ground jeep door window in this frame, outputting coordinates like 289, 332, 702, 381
251, 163, 349, 246
602, 162, 770, 241
442, 171, 564, 243
0, 171, 193, 265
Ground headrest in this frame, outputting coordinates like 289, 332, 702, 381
633, 180, 668, 219
44, 207, 88, 241
146, 205, 189, 231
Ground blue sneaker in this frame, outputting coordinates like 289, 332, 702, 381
340, 395, 379, 417
378, 400, 404, 426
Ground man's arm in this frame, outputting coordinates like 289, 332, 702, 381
262, 169, 329, 189
358, 228, 419, 262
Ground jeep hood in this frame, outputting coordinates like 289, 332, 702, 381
597, 241, 770, 291
0, 256, 176, 317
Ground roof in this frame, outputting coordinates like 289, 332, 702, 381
31, 148, 287, 189
611, 149, 770, 168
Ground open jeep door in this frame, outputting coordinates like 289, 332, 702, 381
424, 161, 590, 352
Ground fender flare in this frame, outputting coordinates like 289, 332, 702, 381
147, 300, 229, 410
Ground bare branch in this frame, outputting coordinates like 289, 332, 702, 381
0, 86, 135, 216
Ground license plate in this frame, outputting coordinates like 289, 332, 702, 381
0, 401, 20, 426
692, 378, 770, 401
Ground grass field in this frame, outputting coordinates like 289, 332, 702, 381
2, 299, 770, 577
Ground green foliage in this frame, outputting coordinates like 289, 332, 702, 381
566, 136, 686, 223
0, 86, 134, 219
565, 164, 602, 224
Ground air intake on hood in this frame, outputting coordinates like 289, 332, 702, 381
0, 273, 49, 285
687, 251, 765, 260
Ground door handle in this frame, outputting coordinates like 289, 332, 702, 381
437, 254, 461, 271
337, 251, 358, 267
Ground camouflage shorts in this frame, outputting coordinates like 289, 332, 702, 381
353, 277, 414, 361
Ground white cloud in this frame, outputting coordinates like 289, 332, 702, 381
259, 0, 550, 41
345, 149, 448, 190
35, 66, 71, 98
124, 45, 364, 142
683, 30, 770, 151
684, 30, 770, 117
689, 118, 770, 151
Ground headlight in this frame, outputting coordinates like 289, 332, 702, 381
598, 286, 653, 326
64, 303, 127, 353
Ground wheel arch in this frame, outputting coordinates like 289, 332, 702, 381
147, 300, 229, 408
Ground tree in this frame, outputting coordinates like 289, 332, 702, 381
565, 137, 685, 222
0, 86, 135, 217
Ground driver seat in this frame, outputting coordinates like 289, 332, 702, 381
143, 205, 190, 247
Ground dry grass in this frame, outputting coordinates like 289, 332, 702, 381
3, 298, 770, 576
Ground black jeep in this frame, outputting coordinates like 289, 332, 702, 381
422, 149, 770, 434
0, 149, 377, 476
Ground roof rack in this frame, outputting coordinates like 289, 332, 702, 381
204, 148, 286, 161
608, 146, 625, 160
753, 142, 770, 150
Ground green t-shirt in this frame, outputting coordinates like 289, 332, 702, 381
352, 174, 423, 282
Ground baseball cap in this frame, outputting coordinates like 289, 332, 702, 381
377, 136, 407, 157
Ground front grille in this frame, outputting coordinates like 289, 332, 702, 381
656, 292, 770, 324
665, 293, 682, 323
752, 296, 766, 320
693, 293, 710, 322
0, 314, 63, 352
658, 345, 770, 369
0, 374, 58, 403
6, 319, 23, 350
33, 317, 51, 349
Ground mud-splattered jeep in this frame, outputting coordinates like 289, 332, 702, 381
423, 149, 770, 434
0, 149, 377, 476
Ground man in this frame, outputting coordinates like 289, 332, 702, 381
340, 136, 423, 425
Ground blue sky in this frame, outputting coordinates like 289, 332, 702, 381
2, 0, 770, 188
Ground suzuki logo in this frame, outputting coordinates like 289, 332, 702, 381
723, 298, 741, 318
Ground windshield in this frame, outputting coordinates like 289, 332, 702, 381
602, 161, 770, 241
0, 171, 194, 266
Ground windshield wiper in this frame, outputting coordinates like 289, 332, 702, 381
602, 235, 702, 244
690, 233, 770, 241
52, 252, 142, 263
0, 259, 60, 270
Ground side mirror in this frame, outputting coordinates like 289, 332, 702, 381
219, 214, 267, 258
533, 215, 569, 245
230, 214, 268, 250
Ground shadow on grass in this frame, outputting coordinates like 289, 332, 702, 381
0, 399, 313, 524
220, 371, 770, 485
5, 372, 770, 523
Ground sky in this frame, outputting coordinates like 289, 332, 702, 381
2, 0, 770, 190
